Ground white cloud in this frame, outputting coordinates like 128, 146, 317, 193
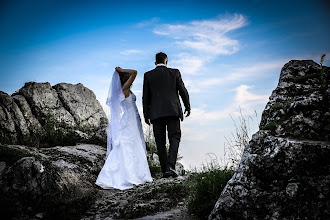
234, 85, 269, 115
169, 53, 206, 75
136, 17, 160, 28
183, 132, 210, 141
184, 84, 269, 126
153, 14, 247, 56
196, 60, 285, 89
120, 49, 142, 55
153, 14, 247, 76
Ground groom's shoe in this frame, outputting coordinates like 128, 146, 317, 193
163, 167, 179, 178
169, 167, 178, 178
163, 171, 172, 178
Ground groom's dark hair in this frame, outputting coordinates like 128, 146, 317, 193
156, 52, 167, 64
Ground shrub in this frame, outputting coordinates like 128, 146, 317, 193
187, 166, 234, 219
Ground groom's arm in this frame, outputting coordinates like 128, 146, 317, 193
176, 69, 191, 117
142, 74, 151, 125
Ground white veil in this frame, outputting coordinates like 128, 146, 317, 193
106, 71, 125, 158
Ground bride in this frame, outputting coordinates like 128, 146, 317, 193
95, 67, 152, 190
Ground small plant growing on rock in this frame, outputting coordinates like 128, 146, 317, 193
41, 111, 78, 147
320, 54, 326, 66
187, 155, 234, 219
224, 108, 258, 169
261, 121, 277, 131
320, 54, 327, 88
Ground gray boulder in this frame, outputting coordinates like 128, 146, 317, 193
0, 82, 107, 147
0, 91, 30, 144
53, 83, 107, 143
17, 82, 76, 128
209, 60, 330, 220
0, 144, 106, 219
1, 156, 48, 200
260, 60, 330, 141
53, 83, 106, 129
12, 94, 45, 140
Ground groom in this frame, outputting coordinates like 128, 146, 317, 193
143, 52, 190, 178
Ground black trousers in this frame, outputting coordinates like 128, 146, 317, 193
152, 116, 181, 173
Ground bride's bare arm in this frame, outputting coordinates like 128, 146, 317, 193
115, 67, 137, 92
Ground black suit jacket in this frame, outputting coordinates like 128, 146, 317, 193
143, 66, 190, 122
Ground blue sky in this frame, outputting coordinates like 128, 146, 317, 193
1, 0, 329, 168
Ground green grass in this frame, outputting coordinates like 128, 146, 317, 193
261, 121, 277, 131
271, 103, 284, 110
187, 168, 234, 219
148, 164, 162, 178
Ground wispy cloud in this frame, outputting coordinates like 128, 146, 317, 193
153, 14, 248, 75
120, 49, 142, 55
181, 84, 268, 145
136, 17, 160, 28
182, 60, 285, 94
234, 84, 269, 115
184, 84, 269, 126
169, 53, 207, 75
153, 14, 247, 55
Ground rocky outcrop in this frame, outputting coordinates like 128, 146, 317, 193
0, 82, 107, 147
0, 82, 191, 219
0, 91, 30, 143
209, 60, 330, 219
260, 60, 330, 141
0, 143, 189, 220
0, 144, 106, 219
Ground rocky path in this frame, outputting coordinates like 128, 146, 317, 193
82, 176, 199, 220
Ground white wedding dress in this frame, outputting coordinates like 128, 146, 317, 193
96, 72, 152, 190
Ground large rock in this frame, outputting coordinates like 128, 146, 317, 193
17, 82, 76, 128
260, 60, 330, 141
0, 143, 190, 220
0, 91, 30, 144
0, 144, 106, 219
12, 94, 45, 140
209, 60, 330, 219
0, 82, 107, 147
53, 83, 106, 129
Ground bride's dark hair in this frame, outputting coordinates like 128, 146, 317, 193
119, 72, 130, 86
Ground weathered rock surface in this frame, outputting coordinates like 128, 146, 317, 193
209, 60, 330, 219
260, 60, 330, 140
0, 91, 30, 143
0, 82, 191, 219
53, 83, 106, 129
0, 144, 106, 219
0, 143, 189, 220
81, 176, 192, 220
0, 82, 107, 147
